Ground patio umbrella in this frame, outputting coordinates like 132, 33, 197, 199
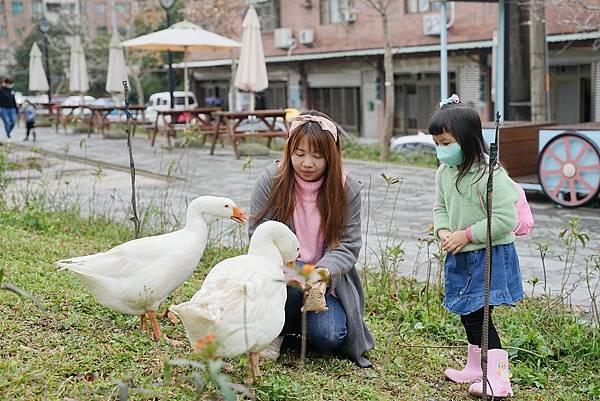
234, 5, 268, 112
122, 21, 240, 109
28, 42, 49, 93
106, 31, 129, 95
68, 35, 89, 99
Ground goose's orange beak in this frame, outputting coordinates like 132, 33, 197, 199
230, 206, 248, 224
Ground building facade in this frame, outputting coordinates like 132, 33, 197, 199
183, 0, 600, 138
0, 0, 153, 75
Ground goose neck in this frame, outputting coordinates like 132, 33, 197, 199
248, 233, 281, 264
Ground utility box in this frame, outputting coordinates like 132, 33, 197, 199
274, 28, 294, 49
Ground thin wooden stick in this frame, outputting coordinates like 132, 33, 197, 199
123, 81, 140, 238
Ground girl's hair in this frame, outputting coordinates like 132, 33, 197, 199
428, 104, 488, 189
255, 110, 348, 249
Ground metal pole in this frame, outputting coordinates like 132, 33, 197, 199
166, 10, 175, 110
110, 0, 118, 32
440, 0, 448, 101
43, 34, 52, 103
495, 0, 505, 121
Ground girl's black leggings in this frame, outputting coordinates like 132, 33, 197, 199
460, 306, 502, 349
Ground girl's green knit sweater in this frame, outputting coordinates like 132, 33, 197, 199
433, 163, 519, 252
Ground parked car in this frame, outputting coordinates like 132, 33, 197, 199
90, 97, 129, 123
61, 95, 96, 117
145, 91, 199, 123
390, 132, 436, 154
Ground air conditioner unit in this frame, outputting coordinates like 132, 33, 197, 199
423, 14, 442, 36
274, 27, 294, 49
298, 29, 314, 46
342, 7, 358, 23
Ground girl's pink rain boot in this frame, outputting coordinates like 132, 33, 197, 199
468, 349, 514, 398
445, 344, 483, 383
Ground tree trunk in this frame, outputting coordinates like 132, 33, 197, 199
381, 11, 395, 162
133, 74, 144, 106
529, 0, 547, 122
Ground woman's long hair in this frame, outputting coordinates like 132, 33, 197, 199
255, 110, 348, 249
428, 104, 488, 191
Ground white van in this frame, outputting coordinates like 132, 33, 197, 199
145, 91, 199, 122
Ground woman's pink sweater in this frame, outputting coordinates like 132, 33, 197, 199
292, 174, 324, 264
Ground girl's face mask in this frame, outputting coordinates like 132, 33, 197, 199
436, 142, 464, 166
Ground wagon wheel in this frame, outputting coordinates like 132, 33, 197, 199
538, 132, 600, 208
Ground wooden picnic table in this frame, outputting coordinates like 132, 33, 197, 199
33, 102, 59, 125
210, 109, 289, 159
151, 107, 222, 147
55, 104, 91, 133
87, 106, 115, 136
86, 105, 149, 137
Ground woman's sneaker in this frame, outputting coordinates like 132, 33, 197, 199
260, 336, 284, 361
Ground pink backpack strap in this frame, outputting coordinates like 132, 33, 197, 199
513, 182, 534, 236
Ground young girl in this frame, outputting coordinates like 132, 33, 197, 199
249, 110, 374, 368
22, 100, 37, 141
430, 96, 523, 398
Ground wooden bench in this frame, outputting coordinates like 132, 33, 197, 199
210, 110, 289, 159
151, 107, 222, 147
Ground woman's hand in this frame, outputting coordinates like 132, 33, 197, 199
312, 267, 330, 285
442, 230, 470, 254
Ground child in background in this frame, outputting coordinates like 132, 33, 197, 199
430, 95, 523, 398
249, 110, 374, 368
23, 101, 36, 141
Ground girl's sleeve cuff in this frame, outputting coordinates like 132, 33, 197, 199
466, 226, 474, 242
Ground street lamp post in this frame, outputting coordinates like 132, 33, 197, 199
39, 20, 52, 103
159, 0, 175, 109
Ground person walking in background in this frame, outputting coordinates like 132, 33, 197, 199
22, 100, 37, 141
0, 78, 19, 141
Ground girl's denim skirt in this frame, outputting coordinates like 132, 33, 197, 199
444, 243, 524, 315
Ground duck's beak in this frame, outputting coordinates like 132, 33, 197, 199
230, 206, 248, 224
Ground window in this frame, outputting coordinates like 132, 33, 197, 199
32, 1, 43, 17
96, 26, 108, 35
255, 0, 279, 32
11, 0, 23, 14
394, 72, 455, 134
309, 87, 361, 134
46, 3, 60, 13
117, 26, 127, 37
263, 81, 287, 109
116, 2, 128, 14
0, 26, 5, 37
320, 0, 350, 24
406, 0, 440, 14
95, 3, 105, 14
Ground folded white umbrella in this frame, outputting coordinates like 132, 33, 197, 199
234, 5, 268, 111
122, 21, 240, 109
69, 36, 90, 94
29, 42, 49, 92
106, 31, 129, 94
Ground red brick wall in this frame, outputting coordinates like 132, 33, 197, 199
187, 0, 598, 62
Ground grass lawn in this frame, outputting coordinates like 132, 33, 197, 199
1, 206, 598, 400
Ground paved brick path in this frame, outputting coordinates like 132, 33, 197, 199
3, 126, 599, 308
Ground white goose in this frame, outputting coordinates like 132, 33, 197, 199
56, 196, 247, 340
170, 221, 299, 379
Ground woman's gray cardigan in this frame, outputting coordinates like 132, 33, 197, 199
249, 161, 374, 367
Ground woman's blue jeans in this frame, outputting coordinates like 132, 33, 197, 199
0, 108, 17, 138
281, 283, 348, 352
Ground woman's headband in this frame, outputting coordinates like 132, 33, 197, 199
288, 115, 338, 142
